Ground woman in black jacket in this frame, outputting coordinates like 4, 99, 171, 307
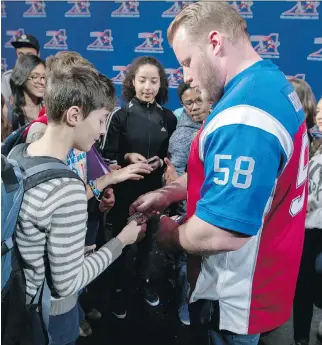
102, 56, 177, 318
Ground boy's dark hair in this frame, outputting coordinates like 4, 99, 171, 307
122, 56, 168, 105
45, 63, 116, 123
177, 82, 192, 102
10, 55, 45, 117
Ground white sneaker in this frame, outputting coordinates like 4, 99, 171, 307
79, 319, 92, 337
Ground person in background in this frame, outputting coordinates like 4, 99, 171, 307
2, 34, 40, 103
9, 54, 45, 130
288, 78, 322, 345
173, 106, 184, 120
311, 97, 322, 139
102, 55, 177, 318
1, 94, 12, 141
287, 77, 319, 142
165, 84, 211, 183
164, 83, 211, 326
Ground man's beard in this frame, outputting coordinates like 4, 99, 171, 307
198, 55, 223, 103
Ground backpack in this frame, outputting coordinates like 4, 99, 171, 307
1, 144, 83, 345
1, 124, 29, 157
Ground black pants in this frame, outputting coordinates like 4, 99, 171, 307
293, 228, 322, 342
111, 216, 159, 292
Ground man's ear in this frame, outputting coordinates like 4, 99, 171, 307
207, 30, 223, 56
65, 106, 82, 127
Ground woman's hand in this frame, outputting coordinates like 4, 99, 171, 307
148, 156, 162, 170
124, 152, 147, 164
110, 163, 153, 184
99, 188, 115, 212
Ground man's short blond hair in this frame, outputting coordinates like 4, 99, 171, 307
167, 2, 248, 45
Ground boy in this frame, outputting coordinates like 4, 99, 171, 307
15, 55, 147, 345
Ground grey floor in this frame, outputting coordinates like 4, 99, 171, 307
260, 307, 322, 345
78, 240, 322, 345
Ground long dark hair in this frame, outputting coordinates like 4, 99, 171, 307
288, 77, 316, 130
10, 54, 45, 125
122, 56, 168, 105
1, 94, 12, 141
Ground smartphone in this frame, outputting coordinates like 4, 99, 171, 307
147, 157, 159, 165
174, 214, 187, 225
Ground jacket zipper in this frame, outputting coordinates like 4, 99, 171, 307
147, 103, 151, 158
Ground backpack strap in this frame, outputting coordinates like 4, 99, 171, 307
31, 278, 52, 345
1, 155, 20, 193
8, 144, 84, 191
1, 237, 14, 256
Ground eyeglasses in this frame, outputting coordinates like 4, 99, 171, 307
28, 74, 46, 83
182, 98, 204, 108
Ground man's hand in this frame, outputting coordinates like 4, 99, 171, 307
99, 188, 115, 212
130, 174, 188, 216
156, 215, 180, 251
164, 157, 178, 185
129, 189, 170, 216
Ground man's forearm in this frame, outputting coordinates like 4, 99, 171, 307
177, 215, 251, 255
162, 173, 187, 204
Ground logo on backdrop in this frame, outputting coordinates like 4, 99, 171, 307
162, 1, 194, 18
112, 65, 130, 84
1, 58, 8, 75
44, 29, 68, 50
1, 2, 6, 18
228, 1, 253, 19
4, 29, 25, 48
287, 73, 306, 80
280, 1, 319, 20
165, 67, 183, 88
65, 1, 91, 18
250, 33, 280, 59
23, 1, 46, 18
87, 30, 113, 51
135, 30, 163, 53
111, 1, 140, 17
307, 37, 322, 61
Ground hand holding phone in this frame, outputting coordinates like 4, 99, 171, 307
147, 156, 162, 170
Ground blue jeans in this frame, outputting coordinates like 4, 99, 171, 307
209, 330, 260, 345
49, 303, 80, 345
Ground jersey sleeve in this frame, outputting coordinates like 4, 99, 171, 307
196, 106, 292, 236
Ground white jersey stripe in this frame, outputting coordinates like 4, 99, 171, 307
199, 105, 294, 163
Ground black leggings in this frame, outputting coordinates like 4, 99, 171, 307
293, 228, 322, 342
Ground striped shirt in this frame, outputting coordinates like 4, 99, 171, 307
16, 177, 122, 315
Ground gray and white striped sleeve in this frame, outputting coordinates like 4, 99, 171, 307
44, 179, 122, 297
